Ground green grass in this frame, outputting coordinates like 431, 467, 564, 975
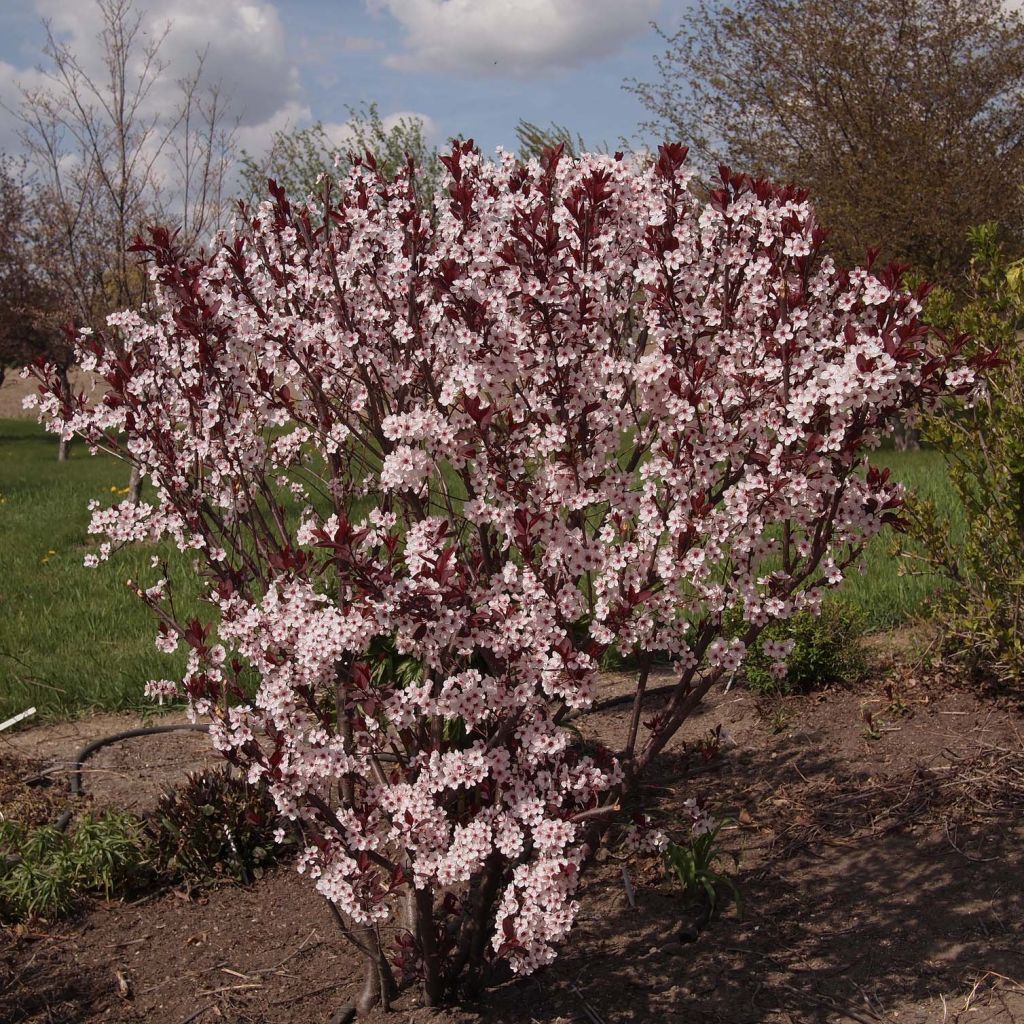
0, 418, 203, 722
840, 448, 964, 631
0, 418, 962, 722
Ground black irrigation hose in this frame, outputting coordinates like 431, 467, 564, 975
68, 723, 211, 798
47, 684, 675, 833
52, 724, 212, 832
53, 808, 74, 832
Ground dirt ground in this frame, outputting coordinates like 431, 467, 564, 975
0, 370, 101, 420
2, 661, 1022, 1024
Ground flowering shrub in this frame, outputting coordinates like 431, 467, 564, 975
27, 142, 987, 1009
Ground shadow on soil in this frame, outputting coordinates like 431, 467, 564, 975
474, 734, 1024, 1024
2, 686, 1021, 1024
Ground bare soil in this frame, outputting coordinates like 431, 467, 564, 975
2, 711, 218, 816
2, 666, 1022, 1024
0, 370, 100, 420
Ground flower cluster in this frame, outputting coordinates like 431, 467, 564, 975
28, 142, 987, 1000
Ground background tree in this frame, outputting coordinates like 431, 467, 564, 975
239, 102, 441, 206
514, 119, 586, 162
13, 0, 235, 475
0, 158, 75, 458
627, 0, 1024, 283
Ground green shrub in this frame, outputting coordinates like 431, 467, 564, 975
738, 602, 866, 695
147, 766, 289, 887
0, 813, 150, 923
900, 224, 1024, 689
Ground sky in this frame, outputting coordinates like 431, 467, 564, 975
0, 0, 691, 183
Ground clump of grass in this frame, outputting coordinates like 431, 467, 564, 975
0, 813, 151, 923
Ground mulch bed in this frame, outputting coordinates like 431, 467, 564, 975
1, 665, 1023, 1023
0, 753, 68, 829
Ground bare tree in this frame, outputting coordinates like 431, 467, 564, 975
0, 158, 76, 459
11, 0, 236, 475
627, 0, 1024, 284
163, 54, 235, 250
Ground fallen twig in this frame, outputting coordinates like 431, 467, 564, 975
572, 982, 607, 1024
622, 865, 637, 909
196, 982, 263, 996
178, 1004, 217, 1024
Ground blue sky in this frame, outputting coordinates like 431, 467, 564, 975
0, 0, 692, 172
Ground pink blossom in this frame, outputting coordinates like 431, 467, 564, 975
26, 142, 990, 995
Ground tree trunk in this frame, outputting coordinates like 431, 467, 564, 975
127, 463, 143, 503
415, 886, 443, 1006
892, 419, 920, 450
353, 929, 395, 1015
56, 365, 72, 462
325, 900, 396, 1018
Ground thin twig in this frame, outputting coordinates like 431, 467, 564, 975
571, 983, 607, 1024
178, 1004, 217, 1024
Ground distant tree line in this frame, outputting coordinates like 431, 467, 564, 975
627, 0, 1024, 286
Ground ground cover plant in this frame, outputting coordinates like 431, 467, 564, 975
0, 813, 149, 925
27, 142, 988, 1013
148, 765, 289, 887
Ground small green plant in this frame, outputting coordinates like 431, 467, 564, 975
0, 813, 150, 923
663, 816, 742, 918
738, 602, 866, 695
901, 223, 1024, 689
148, 766, 289, 887
757, 701, 795, 735
861, 706, 883, 741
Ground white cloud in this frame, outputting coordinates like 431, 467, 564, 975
32, 0, 302, 132
235, 100, 313, 157
371, 0, 660, 77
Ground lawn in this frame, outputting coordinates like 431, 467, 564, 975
0, 419, 203, 722
838, 447, 963, 629
0, 419, 962, 722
